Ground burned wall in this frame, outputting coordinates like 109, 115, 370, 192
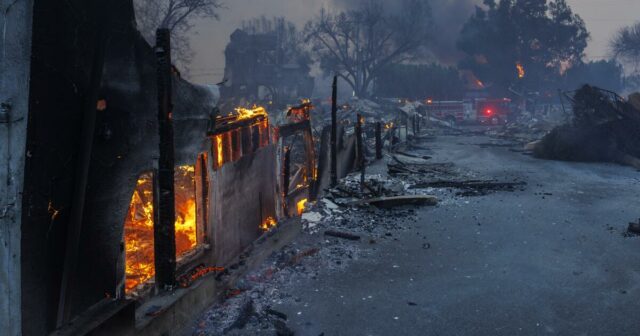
15, 0, 215, 333
0, 0, 33, 334
210, 145, 278, 265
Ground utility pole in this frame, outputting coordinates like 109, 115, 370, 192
331, 75, 338, 186
375, 122, 382, 160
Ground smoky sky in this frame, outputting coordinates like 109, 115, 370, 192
185, 0, 640, 84
329, 0, 480, 63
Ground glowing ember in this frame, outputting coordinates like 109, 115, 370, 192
297, 198, 308, 215
516, 62, 525, 79
235, 105, 267, 120
124, 166, 198, 294
260, 216, 277, 231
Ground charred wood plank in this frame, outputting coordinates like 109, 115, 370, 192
324, 230, 361, 241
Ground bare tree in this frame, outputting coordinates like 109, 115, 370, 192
134, 0, 224, 70
611, 22, 640, 73
304, 0, 432, 98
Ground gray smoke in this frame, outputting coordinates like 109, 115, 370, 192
330, 0, 481, 64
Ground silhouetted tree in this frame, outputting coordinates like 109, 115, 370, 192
610, 22, 640, 73
134, 0, 224, 69
304, 0, 432, 98
457, 0, 588, 93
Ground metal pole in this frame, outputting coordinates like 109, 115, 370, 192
154, 28, 176, 290
331, 76, 338, 186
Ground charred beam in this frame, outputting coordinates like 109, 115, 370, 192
375, 122, 383, 160
154, 28, 177, 290
330, 76, 338, 187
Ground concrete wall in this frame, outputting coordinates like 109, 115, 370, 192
0, 0, 33, 334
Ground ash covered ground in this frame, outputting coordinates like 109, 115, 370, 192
185, 129, 640, 336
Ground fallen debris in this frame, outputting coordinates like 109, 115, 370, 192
324, 230, 362, 241
627, 220, 640, 236
410, 180, 526, 195
533, 85, 640, 169
359, 195, 438, 209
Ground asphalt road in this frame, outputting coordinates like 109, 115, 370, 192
274, 134, 640, 336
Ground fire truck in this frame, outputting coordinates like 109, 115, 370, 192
424, 98, 512, 125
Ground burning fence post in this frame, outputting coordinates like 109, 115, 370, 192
375, 122, 383, 160
154, 28, 177, 290
331, 75, 338, 187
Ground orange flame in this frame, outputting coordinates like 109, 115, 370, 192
235, 105, 267, 120
215, 135, 224, 168
260, 216, 277, 232
297, 198, 308, 215
124, 166, 198, 294
516, 62, 525, 79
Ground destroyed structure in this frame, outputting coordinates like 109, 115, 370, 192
0, 1, 317, 335
219, 29, 314, 108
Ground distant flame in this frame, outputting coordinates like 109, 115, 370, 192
516, 62, 525, 79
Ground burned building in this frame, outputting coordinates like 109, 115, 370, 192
219, 29, 314, 107
0, 1, 314, 335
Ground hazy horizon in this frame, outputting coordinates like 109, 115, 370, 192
182, 0, 640, 85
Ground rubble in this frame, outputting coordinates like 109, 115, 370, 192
532, 85, 640, 168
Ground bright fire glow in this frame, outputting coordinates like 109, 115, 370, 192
124, 166, 198, 294
215, 135, 224, 168
235, 105, 267, 120
124, 173, 155, 293
516, 62, 525, 79
297, 198, 308, 215
174, 166, 197, 258
485, 109, 493, 116
260, 216, 277, 232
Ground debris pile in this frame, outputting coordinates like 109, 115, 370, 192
532, 85, 640, 168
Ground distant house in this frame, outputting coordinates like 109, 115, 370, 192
220, 29, 314, 107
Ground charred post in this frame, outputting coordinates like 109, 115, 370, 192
375, 122, 383, 160
356, 114, 365, 189
330, 76, 338, 187
154, 28, 177, 290
283, 146, 291, 197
